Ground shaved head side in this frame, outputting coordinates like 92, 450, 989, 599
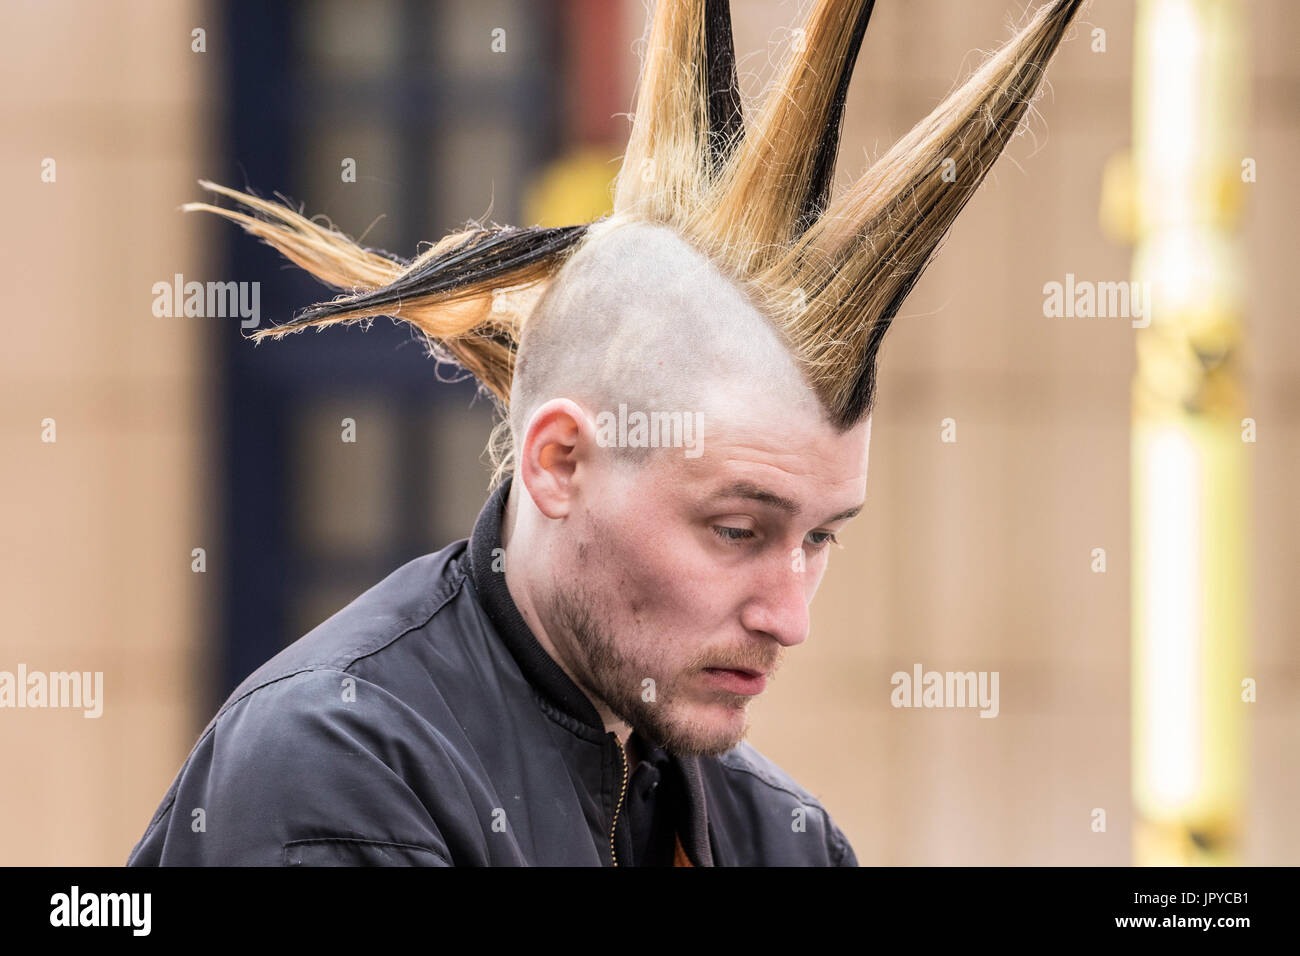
508, 218, 822, 464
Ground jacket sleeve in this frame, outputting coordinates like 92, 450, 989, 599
827, 818, 859, 867
127, 668, 453, 866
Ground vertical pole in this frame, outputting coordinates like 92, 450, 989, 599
1129, 0, 1251, 865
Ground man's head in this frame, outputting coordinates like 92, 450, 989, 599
502, 219, 870, 755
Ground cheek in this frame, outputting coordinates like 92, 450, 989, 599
590, 511, 727, 635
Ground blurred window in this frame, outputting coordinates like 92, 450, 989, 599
215, 0, 560, 703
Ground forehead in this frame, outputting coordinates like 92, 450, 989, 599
654, 396, 872, 512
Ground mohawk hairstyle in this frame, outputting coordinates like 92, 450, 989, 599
189, 0, 1083, 445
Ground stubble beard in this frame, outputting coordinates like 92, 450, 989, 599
546, 576, 756, 757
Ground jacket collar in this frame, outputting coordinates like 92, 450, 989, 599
466, 475, 715, 866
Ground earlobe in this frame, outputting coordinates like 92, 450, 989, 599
519, 399, 590, 520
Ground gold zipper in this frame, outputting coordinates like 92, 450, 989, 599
608, 735, 629, 866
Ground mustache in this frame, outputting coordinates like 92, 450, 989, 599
690, 645, 784, 676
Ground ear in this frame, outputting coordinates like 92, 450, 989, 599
518, 398, 593, 519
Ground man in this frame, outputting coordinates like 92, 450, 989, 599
129, 0, 1082, 866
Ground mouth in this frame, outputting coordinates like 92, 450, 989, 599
701, 666, 768, 696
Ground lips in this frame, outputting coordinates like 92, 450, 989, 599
702, 666, 768, 696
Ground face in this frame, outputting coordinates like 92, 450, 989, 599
542, 394, 871, 756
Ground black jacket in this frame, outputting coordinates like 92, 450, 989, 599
127, 477, 858, 866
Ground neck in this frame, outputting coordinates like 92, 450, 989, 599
501, 479, 634, 746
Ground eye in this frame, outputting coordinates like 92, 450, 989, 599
712, 525, 755, 543
805, 530, 839, 550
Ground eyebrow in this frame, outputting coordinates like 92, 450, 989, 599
709, 480, 864, 524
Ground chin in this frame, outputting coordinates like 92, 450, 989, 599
654, 700, 752, 757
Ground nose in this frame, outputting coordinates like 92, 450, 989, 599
738, 550, 811, 648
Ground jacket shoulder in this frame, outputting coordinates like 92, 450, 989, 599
128, 665, 457, 865
223, 542, 471, 702
128, 543, 479, 865
717, 741, 819, 801
706, 741, 858, 866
